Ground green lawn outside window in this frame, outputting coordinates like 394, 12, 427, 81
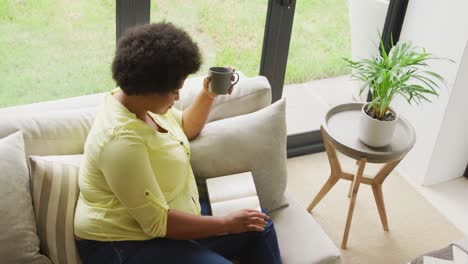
0, 0, 350, 108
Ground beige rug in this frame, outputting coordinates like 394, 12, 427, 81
286, 152, 464, 264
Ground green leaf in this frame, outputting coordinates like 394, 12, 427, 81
342, 33, 451, 109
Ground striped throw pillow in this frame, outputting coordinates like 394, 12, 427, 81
29, 155, 83, 264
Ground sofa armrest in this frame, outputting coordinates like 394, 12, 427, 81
271, 193, 341, 264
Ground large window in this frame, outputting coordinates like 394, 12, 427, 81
283, 0, 352, 135
151, 0, 268, 78
285, 0, 350, 84
0, 0, 115, 108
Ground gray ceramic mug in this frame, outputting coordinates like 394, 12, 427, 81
208, 67, 240, 95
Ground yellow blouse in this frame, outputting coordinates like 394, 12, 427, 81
74, 89, 201, 241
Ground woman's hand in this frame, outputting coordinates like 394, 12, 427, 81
223, 209, 269, 234
202, 66, 236, 99
202, 77, 216, 100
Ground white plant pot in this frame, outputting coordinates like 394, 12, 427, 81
359, 103, 398, 148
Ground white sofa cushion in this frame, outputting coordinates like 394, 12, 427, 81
271, 194, 341, 264
0, 93, 105, 115
0, 73, 271, 125
0, 131, 51, 263
0, 108, 96, 157
29, 154, 82, 264
0, 74, 271, 158
190, 99, 288, 212
176, 74, 272, 122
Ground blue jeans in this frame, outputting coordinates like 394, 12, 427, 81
76, 200, 282, 264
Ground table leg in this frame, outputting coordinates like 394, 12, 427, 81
341, 158, 366, 249
371, 183, 388, 231
371, 159, 402, 231
307, 126, 342, 213
348, 160, 360, 198
307, 173, 340, 213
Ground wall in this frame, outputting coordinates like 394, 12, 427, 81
348, 0, 389, 101
424, 41, 468, 185
394, 0, 468, 185
348, 0, 389, 59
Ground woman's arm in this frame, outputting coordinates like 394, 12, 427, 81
166, 208, 269, 240
182, 77, 216, 140
100, 137, 268, 240
182, 67, 235, 140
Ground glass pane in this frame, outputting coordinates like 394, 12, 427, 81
151, 0, 268, 78
283, 0, 353, 135
0, 0, 116, 108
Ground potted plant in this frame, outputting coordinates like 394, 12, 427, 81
343, 36, 450, 147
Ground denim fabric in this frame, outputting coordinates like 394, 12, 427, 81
76, 199, 282, 264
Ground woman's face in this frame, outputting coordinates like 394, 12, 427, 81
147, 80, 183, 114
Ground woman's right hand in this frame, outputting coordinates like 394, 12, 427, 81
223, 209, 270, 234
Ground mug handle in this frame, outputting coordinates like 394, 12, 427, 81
231, 72, 240, 87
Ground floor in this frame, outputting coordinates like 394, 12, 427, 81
406, 176, 468, 237
283, 75, 468, 237
282, 75, 358, 134
286, 152, 464, 263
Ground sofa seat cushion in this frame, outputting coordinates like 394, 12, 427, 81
0, 131, 51, 263
190, 99, 287, 212
29, 154, 83, 264
271, 193, 341, 264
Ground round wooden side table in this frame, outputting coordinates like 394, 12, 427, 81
307, 102, 416, 249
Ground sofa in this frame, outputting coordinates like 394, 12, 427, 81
0, 73, 341, 264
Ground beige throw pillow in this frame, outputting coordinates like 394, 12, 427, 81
190, 99, 288, 212
0, 131, 50, 263
29, 154, 83, 264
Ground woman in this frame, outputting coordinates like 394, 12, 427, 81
74, 22, 282, 264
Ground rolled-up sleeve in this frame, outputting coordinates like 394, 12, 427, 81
99, 136, 169, 238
